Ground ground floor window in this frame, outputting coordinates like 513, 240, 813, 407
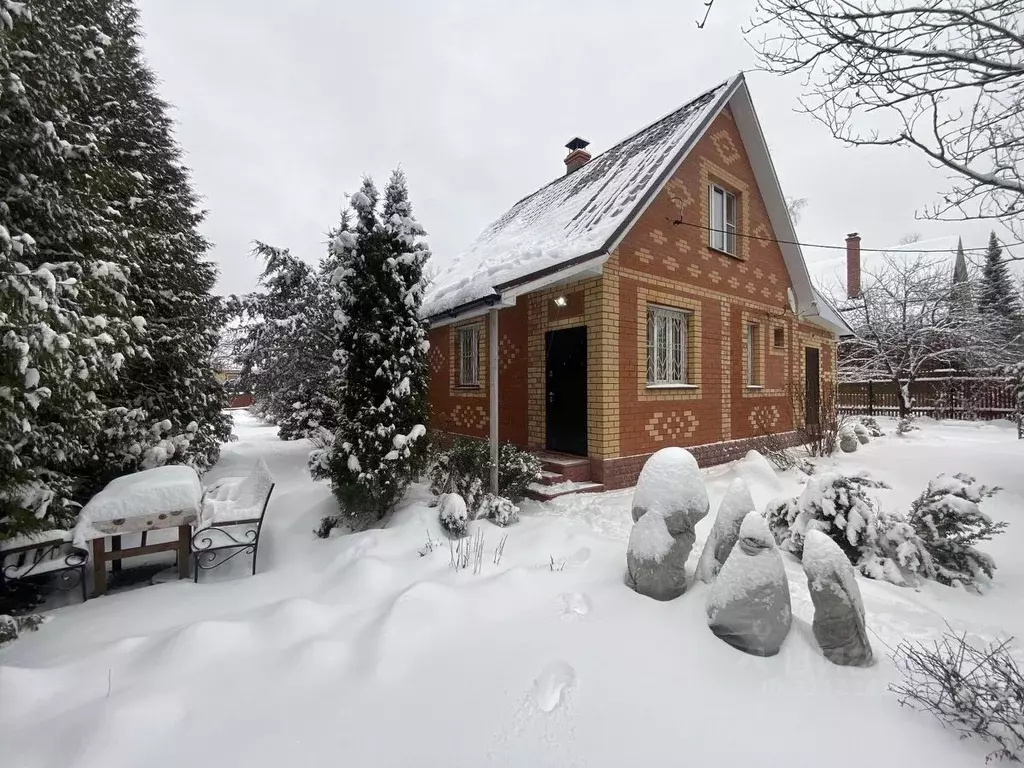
746, 322, 760, 385
457, 326, 478, 386
647, 305, 689, 385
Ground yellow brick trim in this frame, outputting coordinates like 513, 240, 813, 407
768, 319, 788, 357
617, 266, 790, 316
721, 301, 732, 440
700, 159, 751, 262
448, 320, 487, 399
636, 288, 703, 402
739, 309, 784, 398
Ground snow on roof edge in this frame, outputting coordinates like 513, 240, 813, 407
422, 74, 743, 321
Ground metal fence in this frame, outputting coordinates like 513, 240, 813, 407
838, 376, 1016, 420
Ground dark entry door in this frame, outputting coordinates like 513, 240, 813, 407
804, 347, 820, 426
545, 327, 587, 455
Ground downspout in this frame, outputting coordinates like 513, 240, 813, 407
488, 307, 499, 494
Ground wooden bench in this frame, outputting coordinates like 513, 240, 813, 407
1, 531, 89, 603
190, 459, 275, 582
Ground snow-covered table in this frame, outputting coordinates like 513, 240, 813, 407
74, 465, 202, 596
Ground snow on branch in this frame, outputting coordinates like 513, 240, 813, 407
747, 0, 1024, 236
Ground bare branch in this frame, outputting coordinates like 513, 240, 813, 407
747, 0, 1024, 237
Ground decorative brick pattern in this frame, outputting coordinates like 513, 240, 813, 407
748, 404, 780, 431
451, 404, 487, 430
645, 410, 698, 442
498, 333, 520, 371
711, 129, 741, 165
427, 106, 837, 485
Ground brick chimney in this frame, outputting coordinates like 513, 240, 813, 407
846, 232, 861, 299
564, 136, 591, 175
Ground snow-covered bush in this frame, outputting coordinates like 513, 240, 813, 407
306, 427, 335, 482
706, 512, 792, 657
896, 416, 919, 435
839, 425, 859, 453
428, 438, 539, 513
438, 493, 469, 537
891, 630, 1024, 763
0, 614, 45, 647
479, 494, 520, 527
696, 478, 755, 582
853, 423, 870, 444
765, 472, 926, 585
859, 417, 884, 437
631, 446, 709, 523
627, 447, 709, 600
908, 473, 1005, 589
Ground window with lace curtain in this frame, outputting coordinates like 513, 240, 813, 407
646, 305, 690, 386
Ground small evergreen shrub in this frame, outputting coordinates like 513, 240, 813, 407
909, 473, 1005, 589
859, 417, 884, 437
438, 493, 469, 537
480, 494, 520, 527
896, 416, 919, 435
765, 472, 927, 584
429, 438, 540, 513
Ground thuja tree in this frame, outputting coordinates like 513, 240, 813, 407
0, 0, 138, 536
77, 0, 230, 491
324, 171, 430, 525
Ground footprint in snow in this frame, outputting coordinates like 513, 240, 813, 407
558, 592, 591, 620
530, 661, 576, 713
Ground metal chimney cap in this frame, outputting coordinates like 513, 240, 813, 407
565, 137, 590, 151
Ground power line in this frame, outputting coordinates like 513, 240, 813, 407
667, 216, 1023, 254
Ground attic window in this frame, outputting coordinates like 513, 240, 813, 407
709, 184, 737, 256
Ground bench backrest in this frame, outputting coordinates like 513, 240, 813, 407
1, 536, 86, 581
233, 459, 275, 521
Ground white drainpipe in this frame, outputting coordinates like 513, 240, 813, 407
488, 307, 500, 494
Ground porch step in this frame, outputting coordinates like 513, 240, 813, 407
525, 480, 605, 502
538, 470, 566, 486
534, 452, 591, 483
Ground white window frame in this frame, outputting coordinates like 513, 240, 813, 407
746, 322, 760, 386
709, 183, 738, 256
457, 326, 478, 386
646, 305, 690, 386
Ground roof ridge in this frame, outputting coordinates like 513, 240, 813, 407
507, 74, 739, 211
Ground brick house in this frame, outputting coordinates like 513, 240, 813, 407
421, 73, 850, 494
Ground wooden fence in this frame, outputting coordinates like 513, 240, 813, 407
837, 377, 1016, 420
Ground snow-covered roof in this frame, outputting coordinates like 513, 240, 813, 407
422, 76, 740, 319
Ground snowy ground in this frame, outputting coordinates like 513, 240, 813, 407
2, 412, 1022, 767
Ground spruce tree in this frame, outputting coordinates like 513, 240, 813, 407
978, 232, 1022, 320
325, 171, 430, 525
70, 0, 230, 492
0, 0, 137, 536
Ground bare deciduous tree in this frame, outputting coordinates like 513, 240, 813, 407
838, 255, 1017, 416
748, 1, 1024, 236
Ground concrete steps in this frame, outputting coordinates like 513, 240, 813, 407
525, 452, 604, 501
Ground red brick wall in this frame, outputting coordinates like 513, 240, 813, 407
426, 302, 529, 446
426, 103, 838, 486
606, 105, 836, 463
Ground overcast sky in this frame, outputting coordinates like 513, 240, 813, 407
136, 0, 1008, 298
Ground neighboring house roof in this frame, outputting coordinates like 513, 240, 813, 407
423, 72, 846, 337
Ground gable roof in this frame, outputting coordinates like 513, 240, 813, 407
423, 73, 847, 337
422, 76, 739, 319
